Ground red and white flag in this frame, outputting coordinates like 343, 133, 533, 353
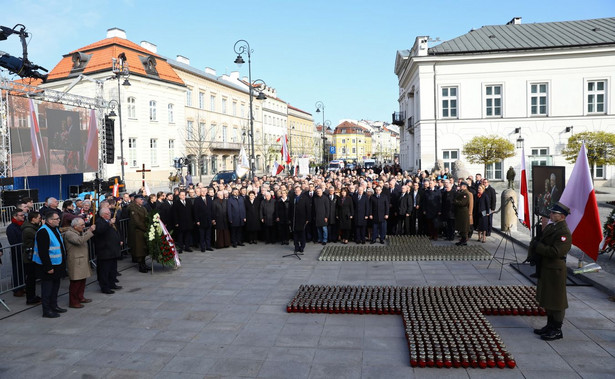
281, 134, 291, 165
160, 221, 181, 267
271, 161, 284, 176
85, 109, 98, 170
559, 142, 603, 261
28, 99, 41, 166
518, 147, 530, 229
143, 180, 151, 196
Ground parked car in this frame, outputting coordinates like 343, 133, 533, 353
210, 170, 244, 185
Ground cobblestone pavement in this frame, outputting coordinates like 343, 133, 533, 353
1, 234, 614, 378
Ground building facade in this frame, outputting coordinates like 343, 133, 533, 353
332, 121, 373, 162
42, 28, 186, 189
394, 17, 615, 185
287, 105, 314, 160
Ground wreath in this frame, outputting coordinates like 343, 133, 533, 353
146, 210, 178, 267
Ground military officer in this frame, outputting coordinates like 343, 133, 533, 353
128, 195, 150, 273
529, 201, 572, 341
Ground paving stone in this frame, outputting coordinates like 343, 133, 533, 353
257, 359, 311, 379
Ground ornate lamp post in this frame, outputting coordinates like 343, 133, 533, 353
233, 40, 267, 179
315, 101, 328, 164
111, 53, 130, 182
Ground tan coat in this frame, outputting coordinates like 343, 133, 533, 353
454, 189, 472, 236
531, 220, 572, 310
128, 202, 148, 258
64, 227, 94, 280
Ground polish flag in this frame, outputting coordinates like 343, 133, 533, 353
28, 99, 41, 166
518, 147, 530, 229
281, 135, 291, 164
558, 143, 603, 261
271, 161, 284, 176
85, 109, 99, 170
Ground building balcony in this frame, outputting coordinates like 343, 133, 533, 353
392, 111, 405, 126
210, 141, 242, 151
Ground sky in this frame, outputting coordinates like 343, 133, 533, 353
2, 0, 614, 126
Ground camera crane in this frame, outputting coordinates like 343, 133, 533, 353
0, 24, 48, 82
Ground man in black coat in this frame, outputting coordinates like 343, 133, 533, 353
417, 179, 430, 235
290, 186, 311, 253
397, 185, 411, 235
482, 178, 497, 236
353, 186, 370, 244
440, 180, 456, 241
409, 182, 421, 235
369, 186, 390, 244
193, 191, 214, 251
312, 188, 330, 245
276, 189, 291, 245
326, 187, 339, 243
305, 184, 316, 243
158, 192, 173, 227
421, 180, 442, 240
172, 190, 194, 252
6, 209, 26, 297
94, 208, 123, 294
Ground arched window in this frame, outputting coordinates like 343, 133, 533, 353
149, 100, 157, 121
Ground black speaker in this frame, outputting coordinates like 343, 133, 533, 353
69, 185, 81, 198
2, 189, 39, 206
105, 116, 115, 164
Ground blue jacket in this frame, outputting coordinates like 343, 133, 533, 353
227, 196, 246, 226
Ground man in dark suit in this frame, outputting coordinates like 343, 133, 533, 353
409, 182, 421, 235
312, 187, 330, 245
370, 186, 390, 244
291, 186, 311, 253
227, 188, 246, 248
326, 187, 339, 243
397, 185, 411, 235
94, 207, 123, 293
353, 186, 370, 244
305, 183, 316, 243
482, 179, 497, 236
193, 190, 214, 252
276, 189, 291, 245
158, 192, 173, 227
172, 190, 194, 252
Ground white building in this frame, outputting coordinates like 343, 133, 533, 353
394, 17, 615, 186
42, 28, 186, 189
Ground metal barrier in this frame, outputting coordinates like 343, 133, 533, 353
1, 205, 16, 226
0, 242, 26, 311
32, 202, 46, 212
87, 218, 131, 268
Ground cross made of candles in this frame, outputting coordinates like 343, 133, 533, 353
288, 285, 544, 369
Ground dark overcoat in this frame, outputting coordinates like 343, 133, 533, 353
337, 195, 354, 230
398, 192, 411, 217
276, 198, 291, 225
259, 199, 276, 227
127, 202, 148, 258
93, 217, 122, 260
158, 200, 173, 227
440, 190, 455, 220
312, 195, 330, 227
172, 199, 193, 231
531, 220, 571, 310
213, 199, 228, 230
327, 194, 338, 225
291, 194, 311, 231
227, 196, 246, 227
370, 194, 390, 223
245, 199, 261, 232
454, 189, 471, 236
474, 193, 491, 231
421, 190, 442, 220
353, 193, 371, 226
193, 196, 212, 229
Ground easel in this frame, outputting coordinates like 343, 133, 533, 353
487, 197, 520, 280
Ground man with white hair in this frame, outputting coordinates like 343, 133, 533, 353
94, 207, 123, 293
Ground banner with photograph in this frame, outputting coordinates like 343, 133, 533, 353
531, 165, 565, 217
7, 94, 99, 177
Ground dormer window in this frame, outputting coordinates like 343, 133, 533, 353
71, 52, 91, 71
140, 55, 159, 76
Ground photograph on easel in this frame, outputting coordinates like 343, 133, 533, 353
531, 165, 565, 217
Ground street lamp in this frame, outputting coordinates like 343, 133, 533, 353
315, 101, 328, 164
111, 53, 130, 182
514, 127, 524, 149
233, 40, 267, 179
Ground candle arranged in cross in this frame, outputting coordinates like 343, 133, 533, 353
136, 163, 151, 188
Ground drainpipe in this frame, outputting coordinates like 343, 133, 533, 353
433, 62, 438, 168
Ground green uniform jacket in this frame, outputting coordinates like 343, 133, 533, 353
531, 220, 572, 310
454, 190, 471, 236
128, 202, 148, 258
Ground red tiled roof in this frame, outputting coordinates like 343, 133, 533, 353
333, 121, 371, 135
287, 104, 312, 116
46, 37, 184, 86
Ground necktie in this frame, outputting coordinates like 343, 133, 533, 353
182, 200, 185, 205
358, 195, 361, 201
295, 197, 299, 204
377, 195, 380, 199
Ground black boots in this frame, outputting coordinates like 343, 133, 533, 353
534, 315, 553, 335
138, 261, 151, 273
541, 321, 563, 341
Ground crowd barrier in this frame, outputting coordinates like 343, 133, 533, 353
0, 218, 131, 311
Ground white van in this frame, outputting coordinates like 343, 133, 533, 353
328, 160, 343, 172
363, 159, 376, 169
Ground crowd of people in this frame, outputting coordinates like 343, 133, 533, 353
3, 166, 499, 318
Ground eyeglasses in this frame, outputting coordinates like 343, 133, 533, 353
48, 218, 60, 221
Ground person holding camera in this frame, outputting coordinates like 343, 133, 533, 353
64, 218, 96, 308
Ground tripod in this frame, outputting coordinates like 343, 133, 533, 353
283, 249, 303, 260
487, 226, 520, 280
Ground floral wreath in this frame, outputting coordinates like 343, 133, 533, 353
147, 210, 178, 267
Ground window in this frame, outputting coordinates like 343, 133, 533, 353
233, 128, 238, 142
187, 121, 194, 140
595, 164, 605, 179
186, 89, 192, 106
341, 139, 345, 144
587, 80, 606, 114
199, 92, 205, 109
342, 147, 346, 154
211, 155, 218, 174
168, 139, 175, 166
199, 122, 206, 139
241, 103, 245, 118
222, 98, 227, 114
442, 150, 459, 171
150, 138, 158, 166
222, 126, 227, 142
232, 101, 237, 116
486, 161, 503, 180
128, 138, 137, 167
201, 155, 208, 175
168, 104, 174, 123
210, 95, 216, 111
530, 83, 548, 116
485, 85, 502, 117
127, 97, 136, 118
211, 124, 217, 140
149, 100, 157, 121
441, 86, 458, 118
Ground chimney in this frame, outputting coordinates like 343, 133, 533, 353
176, 55, 190, 65
107, 27, 126, 39
507, 17, 522, 25
140, 41, 157, 53
204, 67, 216, 76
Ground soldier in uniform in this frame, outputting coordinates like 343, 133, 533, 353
453, 182, 472, 246
128, 195, 150, 273
529, 201, 572, 341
